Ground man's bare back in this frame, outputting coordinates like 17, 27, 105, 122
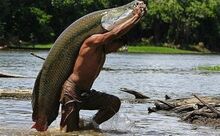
69, 3, 145, 91
69, 44, 106, 90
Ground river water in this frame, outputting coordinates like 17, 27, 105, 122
0, 50, 220, 135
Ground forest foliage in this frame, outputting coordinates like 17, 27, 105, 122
0, 0, 220, 51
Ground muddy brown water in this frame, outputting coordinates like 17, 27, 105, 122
1, 50, 220, 135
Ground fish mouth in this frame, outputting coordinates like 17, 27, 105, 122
101, 0, 146, 31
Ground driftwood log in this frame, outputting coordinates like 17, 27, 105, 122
120, 88, 150, 99
30, 52, 45, 60
148, 94, 220, 128
0, 72, 25, 78
0, 89, 31, 99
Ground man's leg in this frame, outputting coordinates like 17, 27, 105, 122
80, 90, 121, 128
60, 80, 81, 132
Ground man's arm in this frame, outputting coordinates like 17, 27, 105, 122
84, 5, 145, 47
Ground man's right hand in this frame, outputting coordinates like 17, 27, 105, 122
133, 1, 147, 19
84, 1, 147, 46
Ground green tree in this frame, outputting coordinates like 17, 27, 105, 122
0, 0, 10, 44
30, 7, 53, 42
143, 0, 218, 49
1, 0, 220, 51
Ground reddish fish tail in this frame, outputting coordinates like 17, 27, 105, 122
31, 123, 47, 131
32, 117, 48, 131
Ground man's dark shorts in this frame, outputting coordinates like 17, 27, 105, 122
60, 79, 121, 130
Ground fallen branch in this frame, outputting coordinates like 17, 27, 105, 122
154, 101, 173, 110
30, 52, 45, 60
149, 95, 220, 127
173, 105, 197, 113
157, 100, 175, 109
193, 94, 220, 117
0, 72, 24, 78
148, 107, 157, 113
183, 108, 218, 121
120, 88, 150, 99
165, 95, 171, 100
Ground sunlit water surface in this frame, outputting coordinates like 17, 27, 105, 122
0, 50, 220, 135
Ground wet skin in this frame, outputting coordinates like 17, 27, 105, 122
69, 3, 146, 91
61, 1, 147, 132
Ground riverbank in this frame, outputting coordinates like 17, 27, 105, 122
5, 43, 52, 50
148, 95, 220, 128
4, 43, 201, 54
127, 46, 198, 54
197, 65, 220, 72
0, 89, 31, 100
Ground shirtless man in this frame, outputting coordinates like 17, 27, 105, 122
60, 2, 146, 132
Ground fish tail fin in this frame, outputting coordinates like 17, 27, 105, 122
32, 121, 48, 131
32, 70, 49, 132
32, 115, 48, 131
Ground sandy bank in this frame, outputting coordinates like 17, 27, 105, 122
0, 89, 32, 99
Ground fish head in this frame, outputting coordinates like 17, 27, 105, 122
101, 0, 146, 31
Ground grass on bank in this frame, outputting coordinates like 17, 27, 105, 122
197, 65, 220, 72
16, 43, 198, 54
33, 43, 52, 49
127, 46, 198, 54
21, 43, 52, 49
8, 43, 52, 49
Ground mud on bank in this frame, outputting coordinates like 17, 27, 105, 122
0, 89, 32, 100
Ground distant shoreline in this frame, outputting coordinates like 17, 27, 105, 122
1, 43, 209, 54
2, 42, 219, 54
127, 46, 199, 54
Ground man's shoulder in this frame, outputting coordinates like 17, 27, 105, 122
83, 34, 104, 47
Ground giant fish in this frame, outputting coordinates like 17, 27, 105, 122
32, 0, 145, 131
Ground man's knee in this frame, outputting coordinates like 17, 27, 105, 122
92, 94, 121, 125
110, 95, 121, 113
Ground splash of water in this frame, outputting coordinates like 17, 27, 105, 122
99, 112, 135, 135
